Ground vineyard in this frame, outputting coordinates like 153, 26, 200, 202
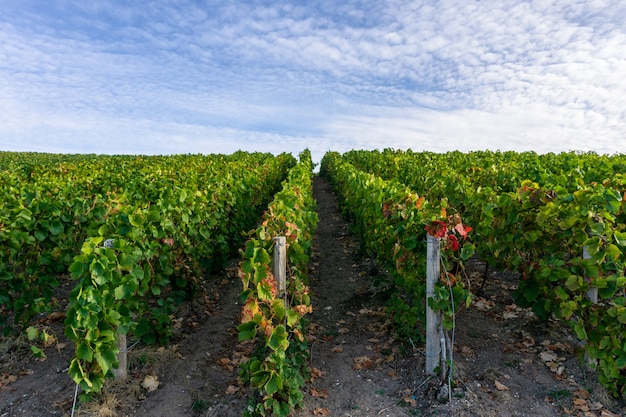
0, 149, 625, 416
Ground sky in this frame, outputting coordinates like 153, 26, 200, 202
1, 0, 625, 163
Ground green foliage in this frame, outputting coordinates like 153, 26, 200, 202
0, 151, 296, 396
320, 152, 474, 342
337, 149, 626, 397
238, 150, 318, 416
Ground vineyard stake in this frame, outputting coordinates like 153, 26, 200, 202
426, 235, 441, 375
274, 236, 287, 309
583, 246, 598, 303
113, 332, 127, 380
583, 245, 598, 368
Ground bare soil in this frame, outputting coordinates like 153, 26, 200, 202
1, 176, 624, 417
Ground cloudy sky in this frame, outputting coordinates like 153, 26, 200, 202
1, 0, 625, 163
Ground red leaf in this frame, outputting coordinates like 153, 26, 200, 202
454, 223, 472, 238
446, 234, 459, 251
425, 220, 447, 238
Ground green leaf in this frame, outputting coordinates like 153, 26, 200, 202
267, 325, 289, 352
34, 230, 48, 241
30, 345, 46, 359
258, 278, 275, 301
76, 342, 93, 361
614, 231, 626, 246
26, 326, 38, 341
558, 216, 578, 230
574, 320, 588, 341
286, 309, 299, 327
606, 244, 621, 261
565, 275, 582, 292
117, 253, 136, 271
523, 230, 540, 243
114, 285, 131, 300
460, 243, 475, 260
272, 299, 286, 320
94, 349, 116, 376
583, 236, 602, 256
128, 214, 144, 227
237, 321, 257, 341
265, 372, 283, 395
49, 219, 64, 235
588, 221, 605, 235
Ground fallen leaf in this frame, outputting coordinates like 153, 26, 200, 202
0, 374, 17, 385
331, 346, 344, 353
310, 388, 329, 398
574, 389, 590, 399
461, 345, 475, 356
522, 333, 536, 347
473, 297, 495, 311
141, 375, 159, 392
353, 356, 373, 370
502, 311, 518, 319
225, 385, 239, 395
588, 402, 603, 411
539, 351, 558, 362
310, 367, 325, 382
402, 396, 417, 407
217, 357, 231, 365
494, 380, 509, 391
313, 407, 331, 416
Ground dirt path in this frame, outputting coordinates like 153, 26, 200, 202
1, 176, 624, 417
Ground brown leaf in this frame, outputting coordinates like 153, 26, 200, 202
539, 351, 558, 362
402, 396, 417, 407
313, 407, 331, 416
310, 388, 329, 398
217, 357, 231, 365
225, 385, 239, 395
574, 389, 590, 399
141, 375, 159, 392
0, 374, 17, 385
494, 380, 509, 391
522, 333, 536, 347
473, 297, 495, 311
460, 345, 475, 356
310, 367, 325, 382
353, 356, 373, 370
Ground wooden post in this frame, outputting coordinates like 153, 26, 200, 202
426, 235, 441, 374
105, 238, 127, 380
583, 245, 598, 368
274, 237, 287, 299
583, 246, 598, 303
113, 333, 127, 380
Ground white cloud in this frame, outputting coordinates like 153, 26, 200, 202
0, 0, 625, 159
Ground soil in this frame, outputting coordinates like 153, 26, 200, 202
1, 176, 624, 417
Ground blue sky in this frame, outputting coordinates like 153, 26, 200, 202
1, 1, 625, 163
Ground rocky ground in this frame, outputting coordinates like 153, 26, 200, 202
1, 176, 624, 417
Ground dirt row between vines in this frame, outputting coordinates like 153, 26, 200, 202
1, 176, 624, 416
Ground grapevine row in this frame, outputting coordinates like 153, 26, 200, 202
0, 151, 296, 397
237, 149, 318, 417
342, 149, 626, 397
320, 152, 475, 342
